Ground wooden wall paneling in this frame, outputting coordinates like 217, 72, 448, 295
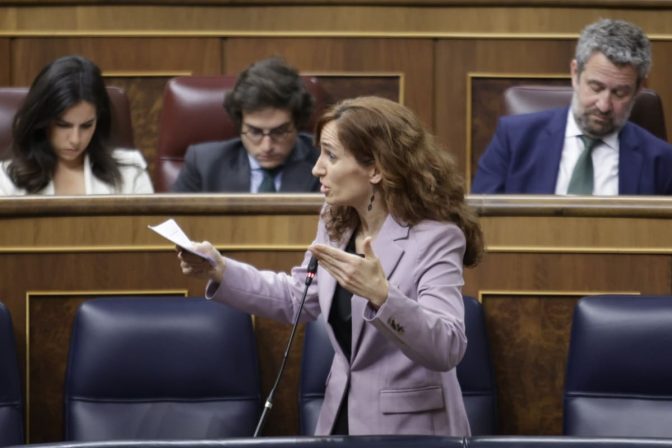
104, 75, 181, 180
5, 4, 672, 35
464, 253, 672, 300
10, 37, 223, 188
434, 39, 575, 185
477, 215, 672, 250
0, 39, 10, 85
482, 292, 578, 435
10, 37, 222, 85
310, 74, 402, 109
222, 38, 433, 131
647, 41, 672, 141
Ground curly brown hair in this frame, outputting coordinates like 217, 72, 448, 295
315, 96, 483, 267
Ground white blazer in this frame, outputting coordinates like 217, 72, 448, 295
0, 149, 154, 195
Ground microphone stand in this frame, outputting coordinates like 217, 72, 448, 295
253, 256, 318, 437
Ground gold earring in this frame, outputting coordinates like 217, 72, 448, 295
367, 192, 375, 212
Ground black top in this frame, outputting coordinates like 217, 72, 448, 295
328, 233, 356, 360
327, 232, 358, 435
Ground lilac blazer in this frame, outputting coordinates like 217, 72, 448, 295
206, 213, 471, 436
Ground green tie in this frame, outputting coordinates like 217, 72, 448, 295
258, 168, 278, 193
567, 135, 601, 195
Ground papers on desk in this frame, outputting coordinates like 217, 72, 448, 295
148, 218, 216, 266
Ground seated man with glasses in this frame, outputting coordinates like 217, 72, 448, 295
171, 57, 319, 193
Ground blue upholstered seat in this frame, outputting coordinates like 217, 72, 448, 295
298, 314, 334, 436
64, 296, 261, 441
0, 301, 23, 447
298, 295, 497, 435
564, 295, 672, 437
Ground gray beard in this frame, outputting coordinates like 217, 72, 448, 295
570, 93, 633, 138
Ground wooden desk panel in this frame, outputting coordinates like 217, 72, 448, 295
1, 194, 671, 440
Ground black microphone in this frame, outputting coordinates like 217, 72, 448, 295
253, 255, 318, 437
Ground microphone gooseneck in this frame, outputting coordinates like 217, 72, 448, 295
253, 256, 318, 437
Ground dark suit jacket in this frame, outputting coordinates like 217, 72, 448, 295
171, 133, 319, 192
472, 108, 672, 195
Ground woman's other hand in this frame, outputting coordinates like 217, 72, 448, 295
310, 237, 389, 308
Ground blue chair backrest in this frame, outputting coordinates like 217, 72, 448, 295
64, 296, 261, 441
299, 315, 335, 436
459, 296, 498, 435
298, 295, 497, 435
0, 301, 23, 447
564, 295, 672, 437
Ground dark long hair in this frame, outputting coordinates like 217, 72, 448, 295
8, 55, 121, 192
315, 96, 484, 267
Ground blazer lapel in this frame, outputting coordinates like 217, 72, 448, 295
280, 160, 316, 192
617, 124, 643, 194
221, 143, 252, 192
280, 134, 319, 192
351, 215, 409, 360
537, 109, 567, 193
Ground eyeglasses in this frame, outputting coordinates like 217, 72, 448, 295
241, 122, 295, 144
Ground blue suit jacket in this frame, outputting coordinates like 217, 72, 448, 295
472, 108, 672, 195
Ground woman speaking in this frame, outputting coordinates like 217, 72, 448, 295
179, 96, 483, 436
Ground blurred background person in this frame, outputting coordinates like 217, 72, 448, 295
171, 57, 319, 193
472, 19, 672, 195
178, 96, 483, 436
0, 55, 153, 195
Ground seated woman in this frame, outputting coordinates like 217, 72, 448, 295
0, 55, 153, 195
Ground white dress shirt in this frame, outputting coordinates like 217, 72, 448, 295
555, 110, 619, 195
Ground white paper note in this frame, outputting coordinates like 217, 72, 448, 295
148, 219, 216, 265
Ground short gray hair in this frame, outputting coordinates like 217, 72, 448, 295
575, 19, 651, 85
